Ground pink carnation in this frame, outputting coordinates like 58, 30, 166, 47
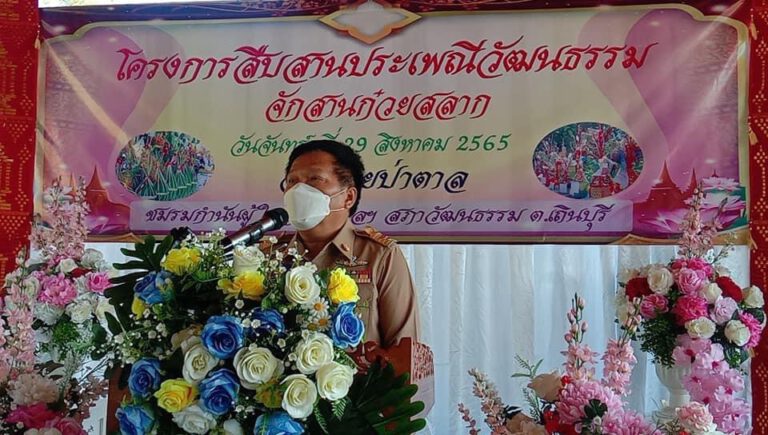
556, 379, 623, 425
739, 312, 763, 349
710, 297, 739, 325
37, 274, 77, 307
671, 295, 709, 326
601, 410, 657, 435
676, 268, 707, 295
7, 402, 60, 429
86, 271, 111, 294
46, 417, 87, 435
639, 294, 669, 319
676, 402, 714, 432
673, 337, 715, 367
672, 258, 715, 279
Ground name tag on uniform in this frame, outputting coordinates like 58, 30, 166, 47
347, 267, 372, 284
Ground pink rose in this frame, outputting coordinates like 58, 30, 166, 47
710, 297, 739, 325
38, 274, 77, 307
672, 295, 709, 326
86, 271, 111, 294
739, 312, 763, 349
7, 402, 60, 429
639, 294, 669, 319
46, 417, 87, 435
676, 268, 707, 295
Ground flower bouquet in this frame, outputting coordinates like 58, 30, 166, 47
458, 294, 657, 435
0, 178, 114, 434
617, 188, 764, 370
106, 229, 425, 434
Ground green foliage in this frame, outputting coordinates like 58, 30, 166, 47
307, 361, 426, 435
584, 399, 607, 420
510, 356, 544, 422
106, 235, 174, 329
637, 312, 679, 367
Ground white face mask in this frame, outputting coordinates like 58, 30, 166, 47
283, 183, 347, 231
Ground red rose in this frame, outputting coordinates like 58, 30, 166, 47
716, 276, 743, 303
625, 277, 652, 300
69, 267, 90, 278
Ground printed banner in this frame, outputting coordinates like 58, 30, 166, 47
38, 3, 749, 242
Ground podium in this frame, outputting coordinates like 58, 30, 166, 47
106, 339, 434, 431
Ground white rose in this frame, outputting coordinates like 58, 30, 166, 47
183, 343, 220, 385
701, 283, 722, 304
618, 268, 640, 283
222, 419, 244, 435
80, 248, 104, 269
743, 286, 765, 308
57, 258, 78, 274
725, 320, 751, 346
284, 264, 320, 305
35, 303, 64, 325
685, 318, 716, 339
172, 403, 217, 434
615, 289, 630, 324
233, 245, 265, 275
234, 345, 282, 389
316, 362, 355, 401
715, 265, 731, 277
647, 265, 674, 295
22, 276, 40, 296
73, 276, 89, 294
281, 374, 318, 419
66, 298, 94, 324
171, 325, 203, 353
294, 332, 335, 374
94, 296, 116, 324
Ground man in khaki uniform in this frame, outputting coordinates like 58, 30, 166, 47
280, 140, 420, 348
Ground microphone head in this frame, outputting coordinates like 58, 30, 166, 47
266, 207, 289, 229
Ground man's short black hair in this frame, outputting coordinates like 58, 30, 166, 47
285, 140, 365, 214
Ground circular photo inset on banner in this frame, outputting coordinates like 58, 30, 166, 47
116, 131, 215, 201
532, 122, 644, 199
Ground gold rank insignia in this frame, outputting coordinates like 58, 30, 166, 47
335, 256, 368, 268
359, 226, 395, 247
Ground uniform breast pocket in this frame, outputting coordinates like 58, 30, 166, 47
355, 283, 375, 318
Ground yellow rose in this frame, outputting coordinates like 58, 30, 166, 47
162, 248, 202, 275
153, 379, 197, 413
131, 296, 146, 319
327, 269, 359, 305
220, 272, 265, 300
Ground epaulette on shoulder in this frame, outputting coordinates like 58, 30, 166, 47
355, 226, 395, 247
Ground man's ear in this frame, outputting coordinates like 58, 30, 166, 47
345, 187, 357, 209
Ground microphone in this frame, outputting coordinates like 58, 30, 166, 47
219, 208, 289, 252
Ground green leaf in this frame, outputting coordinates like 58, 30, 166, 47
306, 360, 426, 435
332, 397, 349, 420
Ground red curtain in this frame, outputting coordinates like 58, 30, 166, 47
0, 0, 37, 279
749, 2, 768, 431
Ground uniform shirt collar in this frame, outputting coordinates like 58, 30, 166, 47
290, 220, 356, 262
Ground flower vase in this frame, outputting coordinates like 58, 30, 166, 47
654, 362, 691, 422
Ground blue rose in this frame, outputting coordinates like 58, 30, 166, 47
254, 411, 305, 435
128, 358, 162, 399
330, 303, 365, 348
201, 315, 245, 359
116, 404, 155, 435
251, 308, 285, 336
133, 271, 172, 304
199, 368, 240, 416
